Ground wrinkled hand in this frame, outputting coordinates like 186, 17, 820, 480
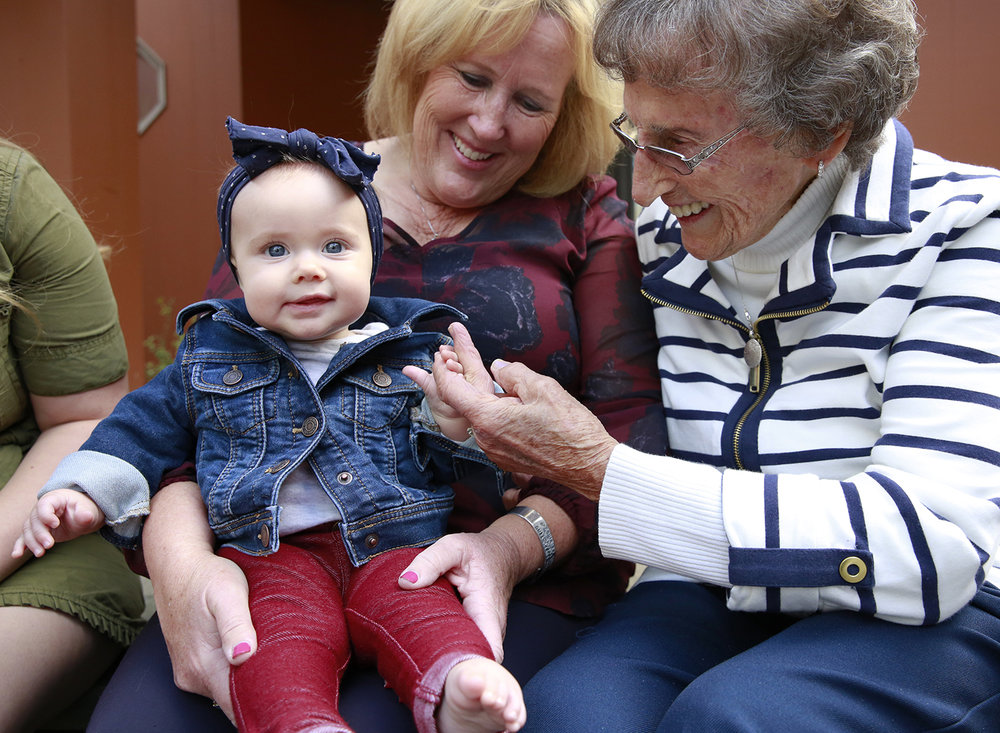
398, 529, 521, 661
143, 481, 257, 723
12, 489, 104, 558
152, 549, 256, 722
434, 323, 618, 501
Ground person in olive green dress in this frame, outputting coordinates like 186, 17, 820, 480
0, 140, 145, 730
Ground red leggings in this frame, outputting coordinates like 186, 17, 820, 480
220, 529, 493, 733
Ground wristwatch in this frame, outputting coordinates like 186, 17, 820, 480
508, 505, 556, 578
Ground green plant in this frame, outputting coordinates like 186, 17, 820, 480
143, 297, 182, 380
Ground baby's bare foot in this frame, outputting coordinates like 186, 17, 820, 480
437, 657, 526, 733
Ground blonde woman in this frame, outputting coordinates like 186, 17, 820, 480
90, 0, 666, 730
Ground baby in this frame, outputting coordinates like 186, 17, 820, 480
13, 118, 525, 733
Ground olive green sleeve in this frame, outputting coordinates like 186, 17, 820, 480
0, 145, 128, 401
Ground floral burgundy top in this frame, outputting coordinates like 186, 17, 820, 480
203, 174, 666, 618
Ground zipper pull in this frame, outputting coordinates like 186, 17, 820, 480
743, 331, 762, 394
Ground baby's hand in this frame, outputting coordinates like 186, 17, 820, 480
12, 489, 105, 559
402, 331, 498, 442
436, 343, 464, 375
435, 336, 496, 398
403, 350, 466, 425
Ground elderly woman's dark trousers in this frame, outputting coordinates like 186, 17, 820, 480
522, 580, 1000, 732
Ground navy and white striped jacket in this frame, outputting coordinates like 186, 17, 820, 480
600, 120, 1000, 625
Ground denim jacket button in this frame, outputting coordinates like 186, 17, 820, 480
264, 458, 290, 474
222, 365, 243, 385
364, 533, 379, 549
337, 471, 353, 485
300, 416, 319, 437
372, 366, 392, 387
257, 523, 271, 547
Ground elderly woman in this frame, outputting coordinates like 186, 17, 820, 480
430, 0, 1000, 730
87, 0, 665, 730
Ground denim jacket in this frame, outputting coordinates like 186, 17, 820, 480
42, 296, 498, 565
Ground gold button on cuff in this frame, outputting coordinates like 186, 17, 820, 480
839, 556, 868, 584
337, 471, 353, 485
364, 533, 379, 549
257, 523, 271, 547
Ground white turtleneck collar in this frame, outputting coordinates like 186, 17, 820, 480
708, 155, 848, 319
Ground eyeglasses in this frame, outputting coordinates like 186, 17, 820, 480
611, 113, 747, 175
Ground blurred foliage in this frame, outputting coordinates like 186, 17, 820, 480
143, 297, 181, 380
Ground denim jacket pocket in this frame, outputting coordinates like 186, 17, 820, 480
338, 362, 422, 431
190, 358, 281, 435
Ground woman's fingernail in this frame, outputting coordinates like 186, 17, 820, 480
401, 571, 419, 584
492, 359, 510, 369
233, 642, 252, 657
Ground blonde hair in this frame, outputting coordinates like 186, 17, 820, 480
364, 0, 621, 197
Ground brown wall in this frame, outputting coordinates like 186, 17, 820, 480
134, 0, 242, 379
0, 0, 145, 385
0, 0, 997, 389
238, 0, 389, 139
900, 0, 1000, 169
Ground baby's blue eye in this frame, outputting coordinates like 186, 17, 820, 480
323, 241, 344, 254
266, 244, 287, 257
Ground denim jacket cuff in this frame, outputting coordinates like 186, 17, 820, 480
40, 450, 150, 547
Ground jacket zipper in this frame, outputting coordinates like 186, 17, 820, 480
642, 288, 828, 469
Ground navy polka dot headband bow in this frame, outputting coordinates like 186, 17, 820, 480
216, 116, 383, 284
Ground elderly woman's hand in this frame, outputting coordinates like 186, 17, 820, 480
435, 323, 618, 502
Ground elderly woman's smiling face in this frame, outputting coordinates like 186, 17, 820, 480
626, 80, 822, 262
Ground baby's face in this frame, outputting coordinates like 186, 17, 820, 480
229, 163, 372, 342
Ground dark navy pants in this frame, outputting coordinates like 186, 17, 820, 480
523, 581, 1000, 732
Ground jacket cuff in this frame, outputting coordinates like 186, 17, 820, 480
40, 450, 150, 547
599, 444, 730, 586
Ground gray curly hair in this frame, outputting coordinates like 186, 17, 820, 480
593, 0, 922, 169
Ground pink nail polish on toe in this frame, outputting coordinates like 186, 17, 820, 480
401, 571, 419, 583
233, 642, 252, 657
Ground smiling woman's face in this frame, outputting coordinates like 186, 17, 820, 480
409, 13, 575, 210
625, 79, 819, 261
